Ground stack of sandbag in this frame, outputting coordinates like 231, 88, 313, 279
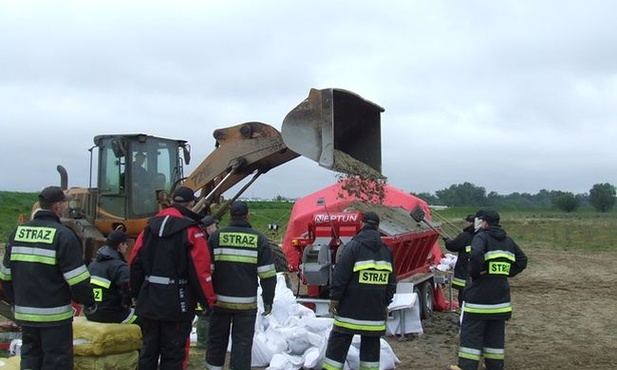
0, 356, 20, 370
72, 316, 142, 370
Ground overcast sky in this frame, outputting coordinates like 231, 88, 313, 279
1, 0, 616, 199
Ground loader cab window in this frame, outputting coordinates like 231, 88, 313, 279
99, 141, 123, 195
129, 139, 178, 217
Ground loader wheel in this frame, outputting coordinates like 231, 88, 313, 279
269, 241, 289, 273
419, 281, 434, 320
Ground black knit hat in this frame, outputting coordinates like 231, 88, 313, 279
475, 209, 500, 225
172, 187, 196, 203
38, 186, 67, 203
362, 211, 380, 226
106, 230, 127, 247
229, 201, 249, 217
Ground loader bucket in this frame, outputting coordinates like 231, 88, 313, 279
281, 88, 385, 175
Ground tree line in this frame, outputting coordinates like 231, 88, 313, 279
412, 182, 616, 213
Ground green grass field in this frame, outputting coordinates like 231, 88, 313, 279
1, 191, 615, 252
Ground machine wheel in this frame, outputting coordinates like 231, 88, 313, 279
419, 281, 434, 320
269, 240, 289, 272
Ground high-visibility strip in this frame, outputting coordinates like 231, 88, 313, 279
484, 250, 515, 262
64, 265, 90, 286
214, 248, 258, 258
333, 316, 385, 332
322, 357, 344, 370
258, 269, 276, 279
465, 246, 471, 253
195, 232, 205, 238
13, 226, 57, 244
463, 302, 512, 314
215, 294, 257, 310
90, 276, 112, 289
257, 264, 276, 279
219, 232, 259, 248
13, 304, 73, 322
215, 294, 256, 304
0, 265, 11, 281
158, 216, 171, 237
483, 346, 505, 360
214, 255, 257, 264
359, 360, 380, 370
11, 246, 57, 265
452, 277, 466, 288
353, 260, 393, 272
458, 346, 482, 361
145, 276, 187, 285
121, 308, 138, 324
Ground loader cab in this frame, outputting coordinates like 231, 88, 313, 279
93, 134, 190, 225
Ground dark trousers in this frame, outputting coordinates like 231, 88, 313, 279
206, 311, 256, 370
21, 323, 73, 370
458, 317, 505, 370
323, 331, 380, 370
139, 318, 192, 370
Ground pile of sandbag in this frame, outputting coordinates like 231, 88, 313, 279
4, 317, 142, 370
72, 317, 141, 370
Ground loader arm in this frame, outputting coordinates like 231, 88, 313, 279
182, 121, 299, 215
182, 87, 384, 216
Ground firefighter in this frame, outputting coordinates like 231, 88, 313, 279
129, 186, 216, 370
323, 211, 397, 370
0, 186, 97, 369
86, 229, 139, 326
447, 209, 528, 370
206, 201, 277, 370
443, 214, 476, 308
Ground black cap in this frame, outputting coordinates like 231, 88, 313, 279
38, 186, 67, 203
475, 209, 500, 225
201, 216, 219, 227
106, 230, 127, 247
464, 214, 475, 223
229, 201, 249, 217
362, 211, 380, 226
172, 187, 196, 203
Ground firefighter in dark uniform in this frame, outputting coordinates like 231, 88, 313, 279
0, 186, 97, 369
323, 211, 397, 370
443, 214, 476, 308
86, 229, 139, 325
448, 210, 528, 370
206, 201, 277, 370
130, 186, 216, 370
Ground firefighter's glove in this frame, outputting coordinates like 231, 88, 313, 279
261, 304, 273, 316
329, 300, 339, 315
84, 303, 98, 315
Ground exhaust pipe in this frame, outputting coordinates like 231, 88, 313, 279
281, 88, 384, 175
57, 165, 69, 190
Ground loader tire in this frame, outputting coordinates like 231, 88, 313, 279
269, 240, 289, 273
